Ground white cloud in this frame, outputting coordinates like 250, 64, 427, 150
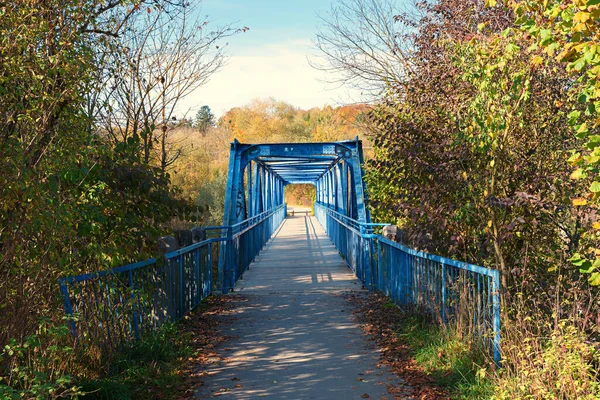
178, 41, 363, 119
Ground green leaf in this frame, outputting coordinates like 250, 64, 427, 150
587, 0, 600, 6
571, 253, 585, 265
590, 181, 600, 192
570, 168, 586, 180
568, 110, 581, 125
578, 260, 593, 273
571, 57, 587, 72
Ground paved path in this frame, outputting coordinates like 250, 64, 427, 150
195, 216, 407, 399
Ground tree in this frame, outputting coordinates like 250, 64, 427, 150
195, 105, 216, 136
313, 0, 412, 97
96, 2, 239, 172
508, 0, 600, 286
0, 0, 179, 346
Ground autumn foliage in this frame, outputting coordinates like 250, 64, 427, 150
350, 0, 600, 397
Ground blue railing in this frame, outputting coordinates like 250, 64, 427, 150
58, 239, 218, 347
58, 204, 286, 347
220, 204, 286, 293
314, 202, 501, 365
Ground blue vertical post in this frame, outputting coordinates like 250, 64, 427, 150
247, 162, 253, 218
178, 255, 183, 317
219, 139, 248, 293
441, 262, 447, 325
492, 270, 501, 366
194, 247, 200, 305
270, 172, 274, 209
316, 180, 321, 204
324, 174, 328, 205
58, 279, 77, 338
208, 242, 213, 295
261, 166, 267, 212
339, 161, 348, 215
327, 170, 332, 207
333, 164, 338, 211
253, 163, 261, 216
279, 179, 284, 206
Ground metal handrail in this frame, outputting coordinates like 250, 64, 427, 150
314, 202, 501, 365
58, 204, 287, 347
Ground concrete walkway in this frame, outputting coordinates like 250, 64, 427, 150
195, 216, 407, 399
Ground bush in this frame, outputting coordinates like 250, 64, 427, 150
495, 321, 600, 400
0, 318, 82, 399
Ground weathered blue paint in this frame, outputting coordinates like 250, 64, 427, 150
219, 138, 372, 292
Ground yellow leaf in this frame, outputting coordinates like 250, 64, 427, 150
592, 222, 600, 230
574, 11, 591, 24
570, 168, 586, 180
573, 198, 588, 206
573, 22, 589, 33
569, 154, 583, 165
487, 220, 493, 228
532, 55, 544, 65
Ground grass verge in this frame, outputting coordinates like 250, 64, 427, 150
79, 323, 191, 400
348, 292, 494, 399
396, 313, 494, 399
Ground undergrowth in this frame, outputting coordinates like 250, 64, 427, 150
494, 318, 600, 400
391, 306, 494, 399
0, 298, 220, 400
391, 302, 600, 400
78, 323, 192, 400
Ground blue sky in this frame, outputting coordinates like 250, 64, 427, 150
182, 0, 363, 118
202, 0, 331, 48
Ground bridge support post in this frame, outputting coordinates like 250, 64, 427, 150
220, 140, 246, 293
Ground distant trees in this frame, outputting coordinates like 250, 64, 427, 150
163, 99, 371, 224
219, 98, 368, 143
195, 105, 216, 135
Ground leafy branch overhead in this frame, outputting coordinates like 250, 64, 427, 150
508, 0, 600, 284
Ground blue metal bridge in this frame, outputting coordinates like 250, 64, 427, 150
58, 138, 501, 366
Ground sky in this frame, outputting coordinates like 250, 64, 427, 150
180, 0, 363, 119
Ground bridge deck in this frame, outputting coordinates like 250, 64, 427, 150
195, 216, 407, 399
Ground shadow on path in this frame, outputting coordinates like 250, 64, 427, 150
194, 217, 410, 399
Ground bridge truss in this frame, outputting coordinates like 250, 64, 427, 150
58, 138, 501, 366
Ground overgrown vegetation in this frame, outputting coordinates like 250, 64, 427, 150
0, 0, 233, 396
0, 320, 190, 399
78, 323, 191, 400
317, 0, 600, 397
350, 292, 493, 399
